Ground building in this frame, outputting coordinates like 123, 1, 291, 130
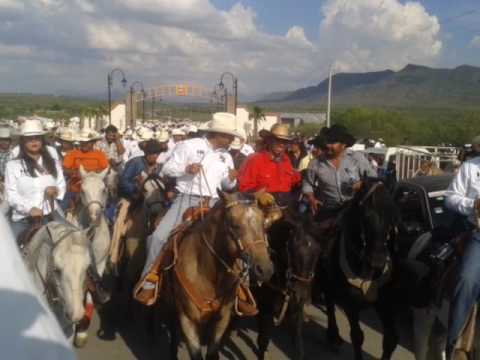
235, 107, 279, 139
278, 113, 326, 127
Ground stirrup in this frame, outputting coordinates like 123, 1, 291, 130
133, 272, 161, 306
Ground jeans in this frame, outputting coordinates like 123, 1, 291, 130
142, 194, 216, 277
9, 211, 66, 240
447, 231, 480, 351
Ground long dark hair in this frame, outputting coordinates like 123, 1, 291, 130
18, 137, 58, 178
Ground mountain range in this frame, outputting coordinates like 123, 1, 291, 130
258, 64, 480, 108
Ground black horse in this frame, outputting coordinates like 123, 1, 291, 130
255, 210, 328, 360
318, 179, 401, 360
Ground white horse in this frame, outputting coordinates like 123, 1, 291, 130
23, 222, 92, 339
67, 166, 111, 347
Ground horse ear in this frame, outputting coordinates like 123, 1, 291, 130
99, 167, 109, 180
79, 165, 87, 179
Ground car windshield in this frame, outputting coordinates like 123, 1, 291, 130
428, 194, 456, 229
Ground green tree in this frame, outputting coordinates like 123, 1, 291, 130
250, 106, 265, 141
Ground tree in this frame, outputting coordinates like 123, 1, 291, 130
250, 106, 265, 142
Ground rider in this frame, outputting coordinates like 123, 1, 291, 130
137, 113, 238, 298
62, 128, 108, 210
5, 119, 66, 239
238, 123, 301, 207
118, 140, 164, 202
96, 125, 125, 170
303, 125, 375, 217
445, 140, 480, 358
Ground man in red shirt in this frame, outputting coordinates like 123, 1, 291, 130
238, 123, 301, 206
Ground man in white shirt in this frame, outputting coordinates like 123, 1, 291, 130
445, 150, 480, 357
139, 113, 239, 283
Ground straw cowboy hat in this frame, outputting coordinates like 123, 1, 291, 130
0, 127, 11, 139
57, 127, 75, 142
20, 119, 46, 137
203, 112, 241, 138
171, 128, 186, 136
75, 128, 102, 142
134, 127, 154, 141
155, 129, 169, 143
259, 123, 292, 141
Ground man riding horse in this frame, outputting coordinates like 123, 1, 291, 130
136, 113, 241, 304
445, 141, 480, 359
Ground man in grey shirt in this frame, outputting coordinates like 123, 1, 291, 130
303, 125, 375, 215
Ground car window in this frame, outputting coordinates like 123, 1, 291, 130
428, 194, 456, 229
395, 186, 429, 232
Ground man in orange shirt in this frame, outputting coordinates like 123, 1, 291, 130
62, 129, 108, 209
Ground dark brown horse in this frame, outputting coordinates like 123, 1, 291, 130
255, 211, 326, 360
319, 179, 401, 360
161, 191, 274, 360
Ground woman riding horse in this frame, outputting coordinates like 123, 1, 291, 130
5, 118, 66, 239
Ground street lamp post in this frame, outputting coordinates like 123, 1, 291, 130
218, 72, 238, 116
107, 68, 127, 125
129, 81, 145, 127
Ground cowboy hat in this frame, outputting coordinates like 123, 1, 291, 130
203, 112, 241, 138
308, 133, 326, 148
57, 127, 75, 142
134, 127, 154, 141
0, 127, 11, 139
75, 128, 102, 142
259, 123, 292, 141
155, 129, 169, 143
20, 119, 46, 137
323, 125, 356, 147
171, 128, 186, 136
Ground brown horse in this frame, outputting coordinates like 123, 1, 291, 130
161, 191, 274, 360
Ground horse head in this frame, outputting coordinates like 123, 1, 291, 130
218, 190, 274, 283
79, 165, 109, 226
352, 178, 400, 273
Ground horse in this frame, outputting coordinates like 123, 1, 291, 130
22, 222, 92, 339
67, 165, 111, 347
255, 211, 326, 360
160, 191, 274, 360
319, 179, 401, 360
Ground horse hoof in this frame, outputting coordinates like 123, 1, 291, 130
74, 332, 88, 348
97, 328, 116, 341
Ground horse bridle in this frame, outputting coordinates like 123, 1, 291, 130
202, 199, 269, 281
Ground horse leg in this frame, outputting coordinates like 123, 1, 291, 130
344, 308, 364, 360
179, 313, 203, 360
288, 299, 305, 360
167, 312, 180, 360
206, 309, 232, 360
325, 290, 343, 350
256, 308, 274, 360
74, 292, 95, 348
412, 307, 437, 360
375, 301, 398, 360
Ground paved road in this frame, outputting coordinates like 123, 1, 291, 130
76, 303, 415, 360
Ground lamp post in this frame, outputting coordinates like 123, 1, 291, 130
107, 68, 127, 125
218, 72, 238, 116
129, 81, 145, 127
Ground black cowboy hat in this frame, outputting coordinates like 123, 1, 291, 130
323, 125, 356, 147
143, 140, 164, 155
308, 133, 326, 148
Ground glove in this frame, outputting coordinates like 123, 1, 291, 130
255, 190, 276, 208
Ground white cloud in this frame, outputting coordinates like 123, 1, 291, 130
470, 35, 480, 48
0, 0, 443, 96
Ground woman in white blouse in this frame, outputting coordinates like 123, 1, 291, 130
5, 119, 66, 239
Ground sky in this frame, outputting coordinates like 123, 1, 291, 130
0, 0, 479, 98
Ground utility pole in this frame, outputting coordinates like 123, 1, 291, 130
327, 64, 333, 128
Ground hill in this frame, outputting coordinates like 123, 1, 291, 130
259, 64, 480, 108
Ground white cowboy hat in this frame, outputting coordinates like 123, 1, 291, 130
0, 127, 11, 139
57, 127, 75, 142
171, 128, 186, 136
135, 127, 154, 141
20, 119, 46, 137
75, 128, 102, 142
155, 130, 169, 143
204, 112, 240, 138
